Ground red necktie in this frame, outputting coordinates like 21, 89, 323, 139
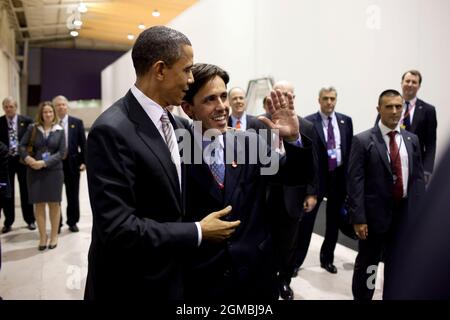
236, 119, 241, 130
388, 131, 403, 202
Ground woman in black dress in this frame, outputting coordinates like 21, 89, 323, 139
20, 101, 65, 250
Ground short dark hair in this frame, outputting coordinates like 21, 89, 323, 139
378, 89, 402, 106
401, 69, 422, 85
131, 26, 191, 77
183, 63, 230, 104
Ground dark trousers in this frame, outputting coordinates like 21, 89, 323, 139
62, 160, 80, 226
0, 156, 34, 226
267, 184, 303, 285
294, 166, 345, 268
352, 201, 406, 300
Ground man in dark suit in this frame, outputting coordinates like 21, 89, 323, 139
0, 97, 35, 233
180, 64, 313, 301
228, 87, 267, 131
53, 95, 86, 232
300, 87, 353, 274
0, 141, 7, 300
84, 26, 240, 300
263, 80, 319, 300
384, 143, 450, 299
347, 89, 425, 300
376, 70, 437, 184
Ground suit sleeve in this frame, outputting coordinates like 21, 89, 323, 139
0, 142, 9, 197
18, 124, 33, 160
87, 124, 198, 253
347, 135, 367, 225
44, 130, 65, 168
77, 119, 87, 165
423, 106, 437, 173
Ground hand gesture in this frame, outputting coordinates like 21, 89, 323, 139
200, 206, 241, 243
258, 89, 300, 141
354, 223, 368, 240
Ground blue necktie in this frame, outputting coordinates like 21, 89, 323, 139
203, 140, 225, 187
327, 116, 337, 171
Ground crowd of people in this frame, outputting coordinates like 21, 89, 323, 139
0, 25, 443, 300
0, 95, 87, 251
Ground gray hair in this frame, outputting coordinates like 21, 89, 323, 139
2, 96, 17, 107
318, 86, 337, 98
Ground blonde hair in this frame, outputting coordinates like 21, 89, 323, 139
35, 101, 58, 126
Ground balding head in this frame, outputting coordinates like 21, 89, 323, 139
228, 87, 246, 118
273, 80, 295, 98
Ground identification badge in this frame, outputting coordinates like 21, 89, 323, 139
327, 149, 337, 159
42, 152, 50, 161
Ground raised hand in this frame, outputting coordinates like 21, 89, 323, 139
258, 89, 300, 141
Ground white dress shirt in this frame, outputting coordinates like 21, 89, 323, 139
378, 121, 409, 197
319, 111, 342, 167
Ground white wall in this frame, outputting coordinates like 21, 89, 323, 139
102, 0, 450, 162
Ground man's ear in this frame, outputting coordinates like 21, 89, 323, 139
376, 105, 380, 113
181, 101, 194, 119
152, 60, 166, 80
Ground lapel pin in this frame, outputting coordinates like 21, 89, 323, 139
231, 160, 238, 168
340, 120, 344, 124
70, 124, 75, 128
20, 122, 24, 126
407, 137, 411, 140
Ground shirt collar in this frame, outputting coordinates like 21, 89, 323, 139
378, 120, 401, 136
319, 111, 335, 122
231, 111, 246, 122
61, 114, 69, 124
7, 114, 18, 125
131, 85, 165, 125
405, 97, 417, 107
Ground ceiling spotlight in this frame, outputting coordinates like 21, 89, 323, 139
70, 30, 79, 37
78, 2, 88, 13
152, 9, 160, 17
73, 19, 83, 26
138, 23, 145, 30
127, 34, 135, 40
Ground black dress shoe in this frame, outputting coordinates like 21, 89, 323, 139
292, 267, 299, 277
28, 223, 36, 230
1, 226, 11, 234
279, 281, 294, 300
321, 263, 338, 274
68, 225, 79, 232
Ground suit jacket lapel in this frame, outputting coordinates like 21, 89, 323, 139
125, 91, 181, 204
223, 132, 244, 204
186, 127, 223, 204
313, 112, 326, 148
336, 113, 348, 157
371, 126, 392, 174
17, 115, 28, 138
401, 130, 414, 181
410, 99, 424, 132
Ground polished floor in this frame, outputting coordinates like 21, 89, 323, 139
0, 173, 384, 300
